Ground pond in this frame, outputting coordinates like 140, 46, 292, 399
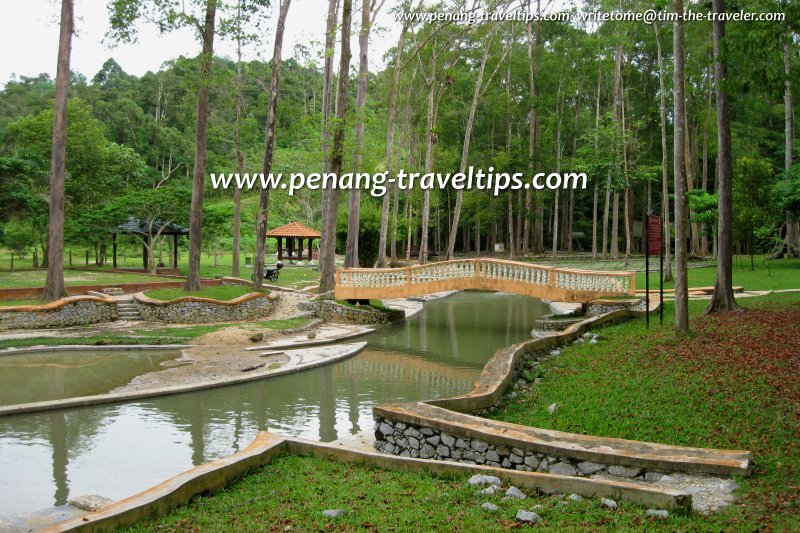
0, 350, 180, 406
0, 292, 548, 519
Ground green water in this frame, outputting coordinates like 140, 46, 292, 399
0, 292, 548, 519
0, 350, 179, 406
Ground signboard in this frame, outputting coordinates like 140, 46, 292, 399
647, 215, 662, 256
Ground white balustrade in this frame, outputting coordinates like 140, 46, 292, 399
337, 259, 634, 298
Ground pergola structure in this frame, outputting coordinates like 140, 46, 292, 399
267, 222, 321, 262
114, 217, 189, 270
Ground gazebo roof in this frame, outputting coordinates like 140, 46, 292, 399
116, 216, 189, 236
267, 221, 321, 238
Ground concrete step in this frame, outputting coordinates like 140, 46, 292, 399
116, 301, 142, 321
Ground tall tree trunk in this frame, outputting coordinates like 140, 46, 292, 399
378, 8, 409, 267
506, 63, 515, 259
602, 171, 611, 259
701, 54, 712, 258
253, 0, 291, 291
655, 23, 673, 281
706, 0, 740, 313
685, 116, 701, 256
184, 0, 217, 291
523, 4, 539, 256
779, 39, 799, 257
446, 27, 502, 259
320, 0, 352, 292
612, 41, 624, 264
319, 0, 339, 276
345, 0, 379, 268
552, 77, 564, 261
592, 65, 601, 261
42, 0, 73, 300
673, 0, 690, 333
475, 214, 480, 258
611, 192, 619, 259
232, 11, 245, 279
419, 74, 434, 265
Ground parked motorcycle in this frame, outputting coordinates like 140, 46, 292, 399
251, 261, 284, 283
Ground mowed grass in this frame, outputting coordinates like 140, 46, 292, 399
525, 255, 800, 291
0, 247, 323, 291
145, 285, 258, 301
123, 454, 700, 532
636, 256, 800, 291
0, 298, 44, 306
0, 268, 169, 289
491, 292, 800, 531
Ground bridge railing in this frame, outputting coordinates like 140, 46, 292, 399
335, 258, 635, 301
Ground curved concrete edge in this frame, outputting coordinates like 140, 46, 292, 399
0, 344, 192, 358
43, 432, 693, 532
245, 325, 375, 351
374, 297, 754, 478
0, 295, 116, 312
133, 291, 276, 306
0, 342, 367, 417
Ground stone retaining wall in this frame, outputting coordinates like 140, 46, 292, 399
531, 315, 585, 331
0, 297, 118, 330
134, 292, 276, 324
586, 299, 645, 317
373, 416, 654, 481
299, 300, 405, 325
372, 298, 753, 479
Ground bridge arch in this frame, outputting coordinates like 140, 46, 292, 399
334, 258, 636, 303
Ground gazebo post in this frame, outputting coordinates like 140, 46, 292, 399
288, 237, 294, 261
277, 237, 283, 261
112, 233, 117, 269
307, 238, 312, 261
172, 234, 178, 268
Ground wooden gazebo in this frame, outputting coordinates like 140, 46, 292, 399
267, 222, 321, 262
114, 217, 189, 271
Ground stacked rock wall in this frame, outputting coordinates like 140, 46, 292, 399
299, 300, 404, 325
0, 297, 118, 330
135, 293, 276, 323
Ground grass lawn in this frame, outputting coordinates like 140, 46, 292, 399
0, 245, 323, 291
145, 285, 259, 301
636, 256, 800, 291
0, 298, 45, 306
490, 292, 800, 531
526, 255, 800, 292
0, 317, 311, 350
0, 268, 170, 290
124, 454, 700, 532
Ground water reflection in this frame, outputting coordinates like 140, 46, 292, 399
0, 292, 547, 517
0, 351, 180, 406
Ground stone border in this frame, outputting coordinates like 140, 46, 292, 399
133, 291, 277, 324
372, 299, 753, 479
43, 432, 693, 532
0, 342, 367, 417
299, 299, 405, 325
0, 344, 192, 358
0, 296, 118, 330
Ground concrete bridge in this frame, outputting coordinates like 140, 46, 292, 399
334, 258, 636, 303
